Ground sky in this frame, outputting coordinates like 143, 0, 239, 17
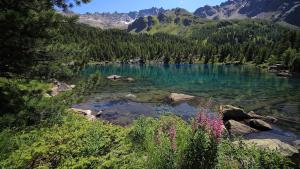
72, 0, 227, 14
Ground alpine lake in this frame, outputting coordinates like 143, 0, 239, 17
74, 64, 300, 141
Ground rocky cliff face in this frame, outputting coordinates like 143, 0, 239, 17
76, 7, 165, 29
194, 0, 300, 26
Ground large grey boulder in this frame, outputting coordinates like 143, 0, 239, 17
236, 139, 299, 157
221, 105, 251, 120
169, 93, 194, 102
293, 140, 300, 151
226, 120, 257, 136
245, 119, 272, 131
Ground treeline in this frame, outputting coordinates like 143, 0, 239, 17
52, 20, 300, 73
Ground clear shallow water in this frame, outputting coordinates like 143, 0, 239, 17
78, 64, 300, 134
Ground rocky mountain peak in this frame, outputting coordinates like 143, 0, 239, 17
194, 0, 300, 26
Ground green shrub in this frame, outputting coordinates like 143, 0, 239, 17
130, 115, 291, 169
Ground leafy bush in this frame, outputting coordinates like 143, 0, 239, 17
0, 112, 145, 169
0, 72, 102, 129
130, 114, 291, 169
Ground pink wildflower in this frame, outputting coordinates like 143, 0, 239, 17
194, 111, 224, 141
211, 116, 223, 140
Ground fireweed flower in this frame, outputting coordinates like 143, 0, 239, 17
194, 111, 223, 141
211, 115, 223, 140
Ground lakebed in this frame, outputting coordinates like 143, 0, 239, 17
74, 64, 300, 139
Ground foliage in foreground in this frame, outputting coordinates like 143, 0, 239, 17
0, 112, 144, 169
0, 72, 101, 129
0, 113, 292, 169
129, 114, 292, 169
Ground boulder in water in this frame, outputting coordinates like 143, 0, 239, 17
126, 77, 134, 82
226, 120, 257, 136
169, 93, 195, 102
245, 119, 272, 131
126, 94, 136, 98
107, 75, 122, 80
221, 105, 251, 121
247, 111, 278, 123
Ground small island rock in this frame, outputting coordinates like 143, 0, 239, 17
107, 75, 122, 80
169, 93, 194, 102
126, 77, 134, 82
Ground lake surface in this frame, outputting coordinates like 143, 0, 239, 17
77, 64, 300, 135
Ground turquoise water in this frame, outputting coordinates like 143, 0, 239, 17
79, 64, 300, 133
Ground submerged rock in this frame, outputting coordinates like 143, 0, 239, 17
126, 77, 134, 82
221, 105, 251, 121
107, 75, 122, 80
169, 93, 195, 102
226, 120, 257, 136
236, 139, 299, 157
126, 94, 136, 98
277, 72, 292, 77
245, 119, 272, 131
247, 111, 278, 123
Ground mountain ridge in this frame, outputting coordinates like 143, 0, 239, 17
75, 7, 165, 29
194, 0, 300, 26
72, 0, 300, 29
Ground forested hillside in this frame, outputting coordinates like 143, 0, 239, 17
55, 19, 300, 72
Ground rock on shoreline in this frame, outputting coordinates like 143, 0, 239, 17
234, 139, 299, 157
221, 105, 251, 121
226, 120, 258, 136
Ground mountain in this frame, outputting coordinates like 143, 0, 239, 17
127, 8, 204, 34
75, 7, 165, 29
194, 0, 300, 27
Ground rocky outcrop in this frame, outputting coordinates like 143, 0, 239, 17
72, 7, 165, 29
221, 105, 251, 121
71, 108, 96, 120
194, 0, 300, 27
245, 119, 272, 131
169, 93, 195, 102
226, 120, 257, 136
236, 139, 299, 157
51, 80, 74, 96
